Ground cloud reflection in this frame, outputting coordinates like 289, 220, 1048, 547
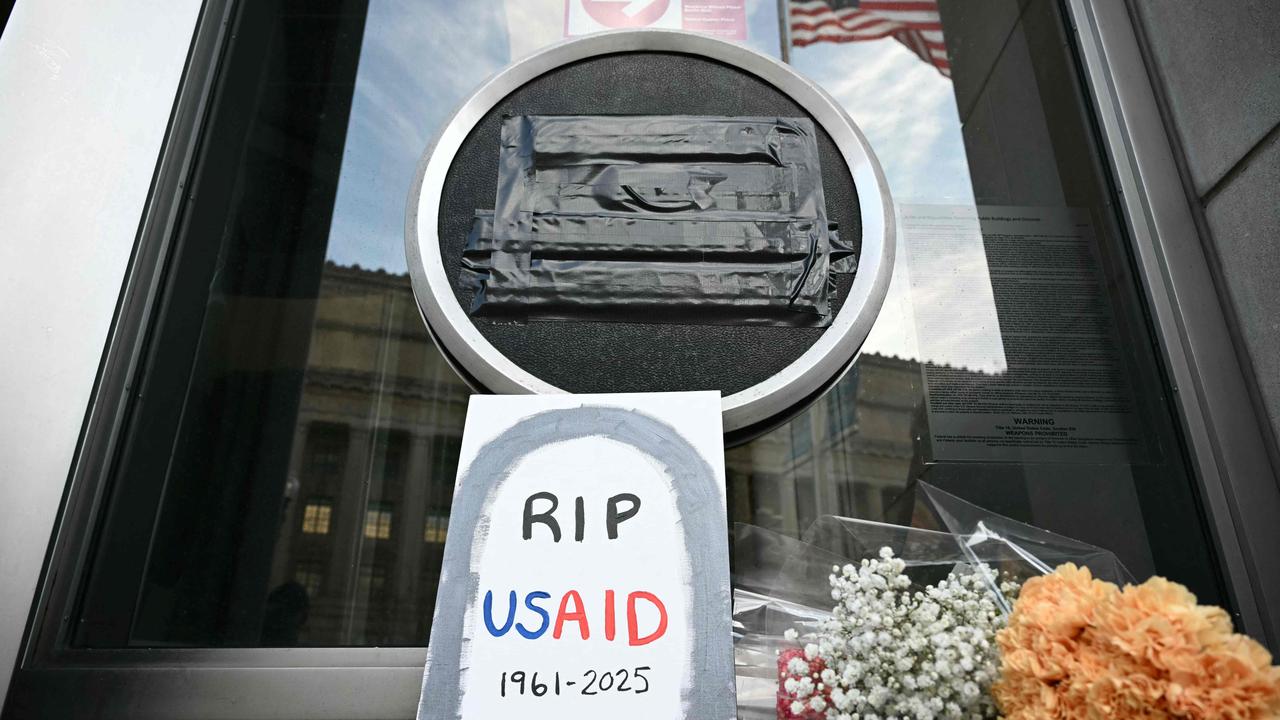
794, 39, 1005, 372
326, 0, 512, 274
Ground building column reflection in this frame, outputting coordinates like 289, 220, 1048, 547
332, 424, 372, 642
393, 432, 433, 636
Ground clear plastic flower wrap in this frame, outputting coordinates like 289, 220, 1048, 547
731, 481, 1133, 719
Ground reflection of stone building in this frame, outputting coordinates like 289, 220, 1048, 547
267, 263, 470, 646
727, 354, 923, 537
266, 263, 925, 645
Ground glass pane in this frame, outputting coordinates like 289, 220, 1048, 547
71, 0, 1226, 650
731, 0, 1225, 609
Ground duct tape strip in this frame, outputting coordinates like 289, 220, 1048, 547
464, 115, 854, 326
464, 211, 819, 259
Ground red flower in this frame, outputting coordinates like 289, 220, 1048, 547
777, 647, 830, 720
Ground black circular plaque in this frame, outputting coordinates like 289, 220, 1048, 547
407, 30, 894, 437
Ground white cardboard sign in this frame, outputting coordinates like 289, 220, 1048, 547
416, 392, 735, 719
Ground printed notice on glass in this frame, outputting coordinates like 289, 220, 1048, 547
416, 392, 735, 720
903, 205, 1147, 464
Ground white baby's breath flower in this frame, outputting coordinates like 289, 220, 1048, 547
796, 677, 815, 698
783, 546, 1017, 720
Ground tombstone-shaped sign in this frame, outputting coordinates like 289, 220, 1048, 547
416, 392, 734, 719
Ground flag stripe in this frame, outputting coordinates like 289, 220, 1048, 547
793, 28, 898, 43
790, 4, 858, 12
790, 0, 937, 10
790, 7, 940, 26
788, 0, 950, 78
790, 17, 942, 34
857, 1, 942, 11
790, 17, 898, 35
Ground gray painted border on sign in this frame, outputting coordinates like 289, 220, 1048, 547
417, 405, 735, 719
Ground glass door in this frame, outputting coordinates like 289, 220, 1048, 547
4, 0, 1237, 717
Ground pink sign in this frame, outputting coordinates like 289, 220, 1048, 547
564, 0, 746, 41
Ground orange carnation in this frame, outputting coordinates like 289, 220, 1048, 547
994, 564, 1280, 720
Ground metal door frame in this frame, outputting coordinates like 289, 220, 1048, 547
1064, 0, 1279, 648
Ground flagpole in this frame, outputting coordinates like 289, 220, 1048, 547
776, 0, 791, 64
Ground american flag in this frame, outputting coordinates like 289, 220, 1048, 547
788, 0, 950, 78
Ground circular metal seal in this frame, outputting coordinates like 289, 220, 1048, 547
406, 29, 894, 433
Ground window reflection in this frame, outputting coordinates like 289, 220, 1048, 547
294, 562, 324, 598
363, 505, 394, 540
71, 0, 1226, 653
261, 265, 469, 646
301, 500, 332, 535
729, 356, 922, 538
423, 515, 449, 545
745, 1, 1219, 610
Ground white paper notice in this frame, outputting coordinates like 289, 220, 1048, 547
416, 392, 735, 720
903, 205, 1147, 464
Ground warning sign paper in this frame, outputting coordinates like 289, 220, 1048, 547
903, 205, 1150, 465
564, 0, 747, 41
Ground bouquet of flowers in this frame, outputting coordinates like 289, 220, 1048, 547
733, 483, 1280, 720
777, 547, 1015, 719
995, 564, 1280, 719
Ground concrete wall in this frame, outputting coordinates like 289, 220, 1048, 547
1129, 1, 1280, 463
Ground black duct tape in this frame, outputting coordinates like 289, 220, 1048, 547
460, 114, 852, 327
465, 211, 823, 259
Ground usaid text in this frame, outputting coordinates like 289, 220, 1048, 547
481, 491, 669, 646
